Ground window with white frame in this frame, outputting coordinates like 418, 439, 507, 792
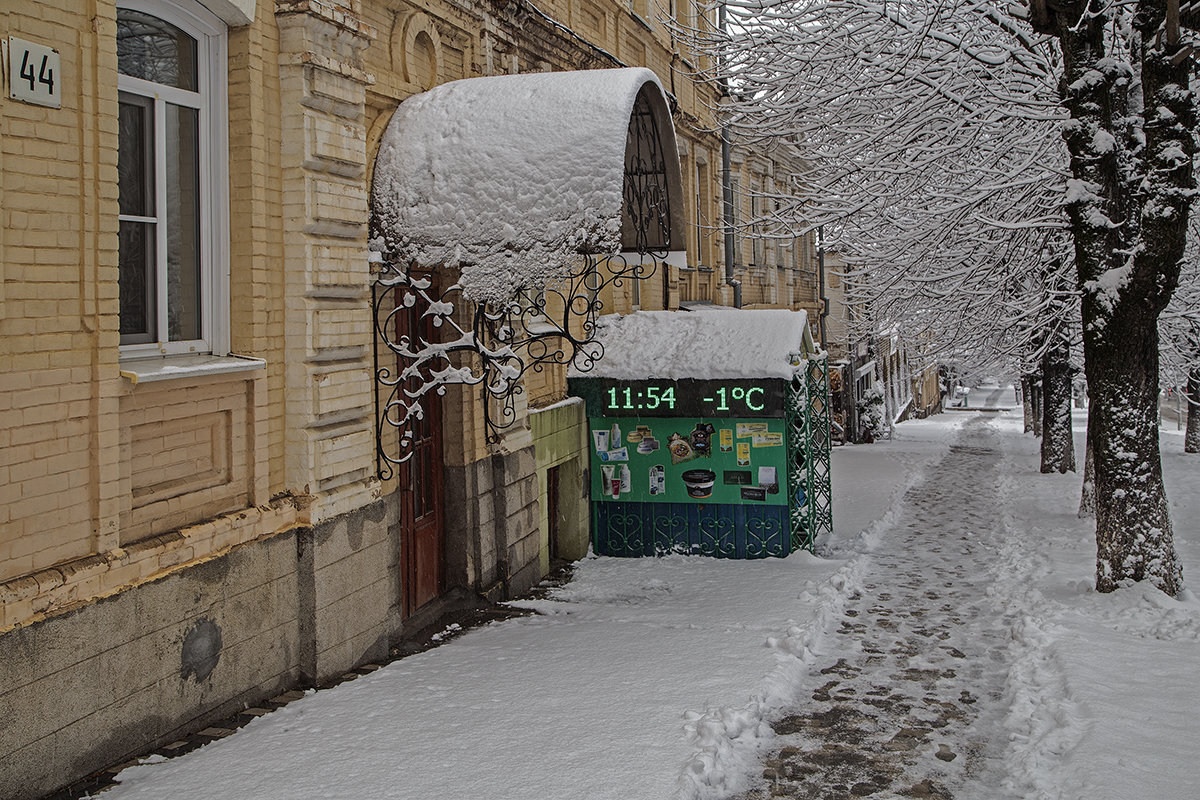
751, 182, 765, 266
117, 0, 228, 356
729, 175, 742, 267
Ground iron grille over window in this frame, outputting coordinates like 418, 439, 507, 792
621, 86, 672, 255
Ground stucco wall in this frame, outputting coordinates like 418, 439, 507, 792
531, 399, 591, 572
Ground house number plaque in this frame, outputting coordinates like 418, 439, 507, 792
8, 36, 62, 108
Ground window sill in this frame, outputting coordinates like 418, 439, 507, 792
119, 353, 266, 385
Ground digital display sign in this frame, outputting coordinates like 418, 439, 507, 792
582, 378, 786, 418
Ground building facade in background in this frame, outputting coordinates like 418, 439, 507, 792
0, 0, 822, 795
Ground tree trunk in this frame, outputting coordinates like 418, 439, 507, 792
1040, 340, 1076, 473
1033, 1, 1192, 596
1022, 376, 1034, 433
1030, 375, 1043, 438
1084, 325, 1177, 594
1186, 369, 1200, 454
1078, 420, 1095, 518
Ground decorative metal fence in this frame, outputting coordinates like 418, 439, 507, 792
786, 354, 832, 551
593, 502, 791, 558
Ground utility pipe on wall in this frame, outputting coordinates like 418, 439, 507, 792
719, 2, 741, 308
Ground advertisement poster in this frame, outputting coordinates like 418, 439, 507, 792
588, 416, 788, 506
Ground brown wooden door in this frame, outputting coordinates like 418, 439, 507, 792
396, 283, 445, 618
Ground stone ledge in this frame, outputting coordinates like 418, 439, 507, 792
281, 51, 376, 85
275, 0, 378, 40
0, 498, 303, 634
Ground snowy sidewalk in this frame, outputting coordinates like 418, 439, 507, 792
82, 408, 1200, 800
744, 418, 1018, 799
743, 411, 1200, 800
89, 423, 942, 800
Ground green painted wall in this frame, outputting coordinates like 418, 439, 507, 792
531, 400, 590, 574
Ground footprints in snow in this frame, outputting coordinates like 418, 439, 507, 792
742, 424, 1011, 800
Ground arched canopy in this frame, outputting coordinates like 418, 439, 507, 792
370, 68, 685, 304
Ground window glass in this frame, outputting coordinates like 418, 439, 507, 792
118, 93, 156, 342
119, 220, 155, 340
166, 103, 202, 341
118, 95, 153, 217
117, 9, 198, 91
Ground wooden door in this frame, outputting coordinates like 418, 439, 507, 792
396, 283, 445, 618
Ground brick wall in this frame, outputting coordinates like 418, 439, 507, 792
1, 1, 120, 583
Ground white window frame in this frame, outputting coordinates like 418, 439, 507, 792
117, 0, 230, 360
751, 181, 765, 266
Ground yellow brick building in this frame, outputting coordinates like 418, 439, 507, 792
0, 0, 821, 794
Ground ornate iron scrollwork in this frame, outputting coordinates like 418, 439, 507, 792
622, 87, 672, 255
372, 249, 664, 476
372, 85, 675, 477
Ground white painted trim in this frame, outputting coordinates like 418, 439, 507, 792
195, 0, 254, 27
116, 0, 231, 357
119, 353, 265, 385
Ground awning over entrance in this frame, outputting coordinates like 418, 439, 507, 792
370, 67, 684, 303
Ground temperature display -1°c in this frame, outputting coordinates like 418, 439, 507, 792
700, 385, 767, 413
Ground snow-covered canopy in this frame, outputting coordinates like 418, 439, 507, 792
370, 68, 683, 304
575, 308, 816, 380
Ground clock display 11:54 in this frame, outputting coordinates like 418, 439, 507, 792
607, 385, 676, 411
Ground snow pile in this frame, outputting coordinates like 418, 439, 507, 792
371, 68, 668, 303
572, 308, 811, 379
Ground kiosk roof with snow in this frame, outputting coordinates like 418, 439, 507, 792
370, 67, 684, 303
573, 308, 817, 380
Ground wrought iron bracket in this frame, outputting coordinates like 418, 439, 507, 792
371, 79, 677, 478
372, 249, 666, 478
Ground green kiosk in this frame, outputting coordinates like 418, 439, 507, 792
568, 309, 832, 558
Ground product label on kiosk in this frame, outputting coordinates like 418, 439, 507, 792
588, 415, 788, 506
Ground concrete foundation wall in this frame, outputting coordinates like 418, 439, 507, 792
442, 445, 541, 600
0, 533, 303, 800
299, 495, 401, 684
0, 491, 412, 800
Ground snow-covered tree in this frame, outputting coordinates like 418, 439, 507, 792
1161, 217, 1200, 453
686, 0, 1082, 466
1029, 0, 1195, 595
681, 0, 1197, 595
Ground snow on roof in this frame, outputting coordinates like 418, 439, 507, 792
370, 68, 672, 304
574, 308, 814, 380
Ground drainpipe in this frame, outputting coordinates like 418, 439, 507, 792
722, 127, 741, 308
719, 3, 742, 308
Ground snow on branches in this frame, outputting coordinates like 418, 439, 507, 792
676, 0, 1077, 374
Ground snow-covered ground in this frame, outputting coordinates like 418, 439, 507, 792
94, 395, 1200, 800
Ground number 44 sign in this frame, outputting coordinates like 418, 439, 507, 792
8, 37, 61, 109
